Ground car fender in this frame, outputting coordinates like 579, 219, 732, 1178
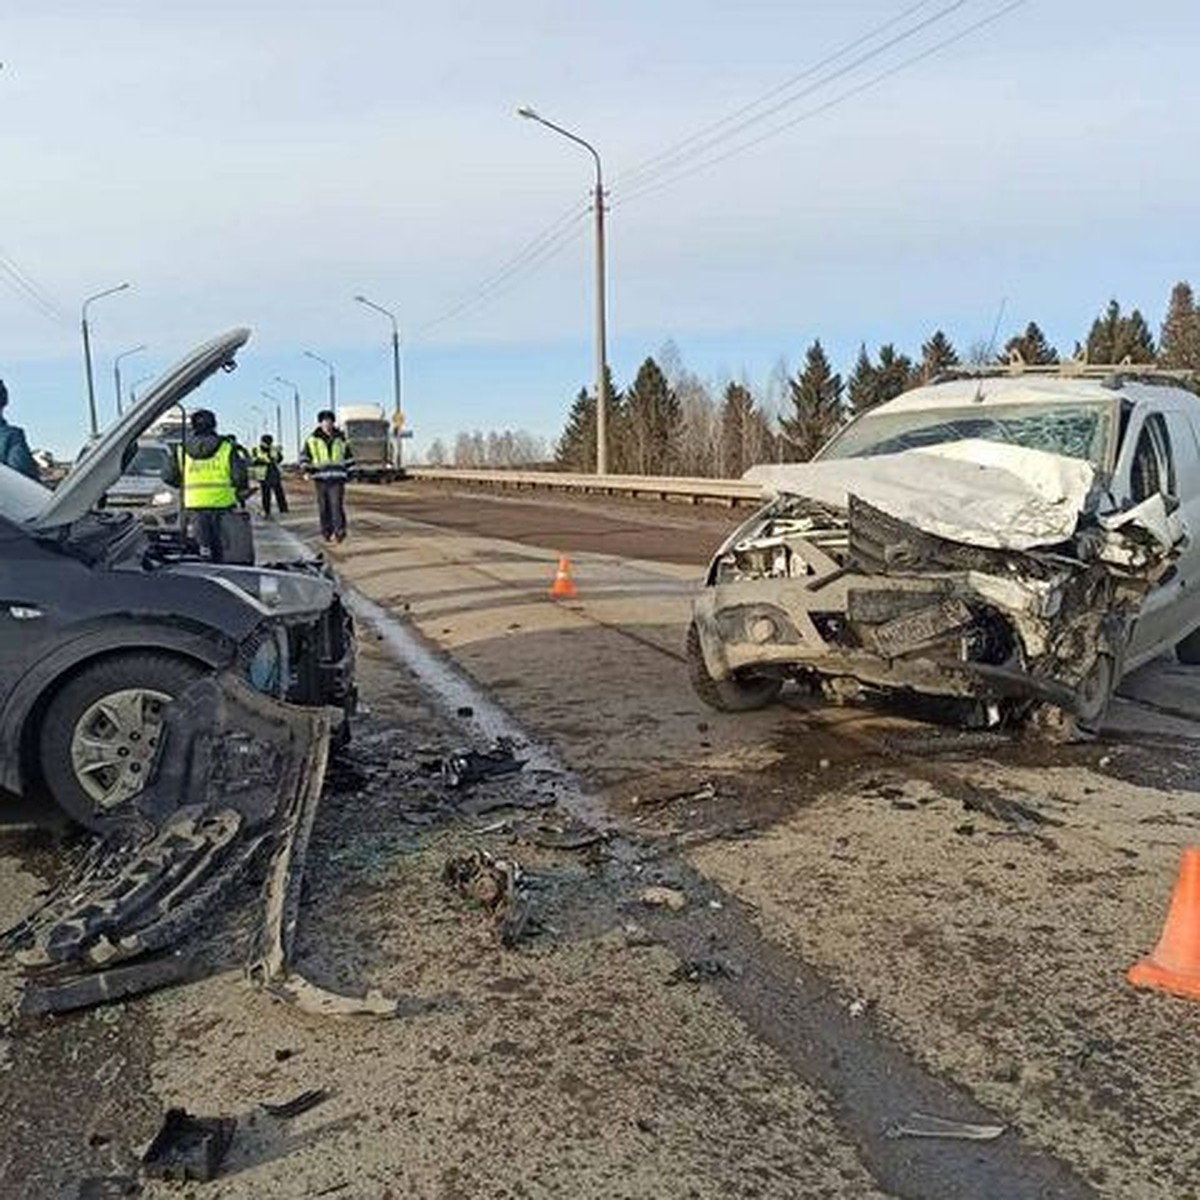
0, 619, 235, 797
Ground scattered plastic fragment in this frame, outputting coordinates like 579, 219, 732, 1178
666, 957, 742, 986
141, 1108, 235, 1182
443, 849, 531, 946
885, 1111, 1006, 1141
260, 1088, 329, 1119
442, 738, 527, 789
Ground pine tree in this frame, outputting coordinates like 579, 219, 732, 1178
1004, 321, 1059, 365
846, 345, 879, 416
875, 343, 916, 404
1159, 282, 1200, 370
625, 357, 680, 474
1087, 299, 1156, 364
919, 330, 959, 381
719, 382, 756, 476
780, 340, 843, 461
556, 388, 596, 471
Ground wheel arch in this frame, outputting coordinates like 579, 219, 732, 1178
3, 623, 233, 798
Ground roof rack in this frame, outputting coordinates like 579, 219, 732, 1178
934, 350, 1196, 386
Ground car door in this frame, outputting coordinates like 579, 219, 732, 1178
1122, 408, 1193, 665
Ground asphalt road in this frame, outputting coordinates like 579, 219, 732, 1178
2, 480, 1199, 1199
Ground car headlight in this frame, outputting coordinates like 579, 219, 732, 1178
244, 628, 287, 695
150, 489, 175, 506
188, 566, 335, 617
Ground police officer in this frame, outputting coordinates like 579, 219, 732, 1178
300, 409, 354, 542
0, 379, 40, 481
251, 433, 289, 518
163, 409, 249, 562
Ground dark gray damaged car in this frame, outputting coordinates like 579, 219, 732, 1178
0, 329, 355, 830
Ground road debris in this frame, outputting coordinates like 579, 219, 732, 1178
260, 1088, 330, 1119
141, 1107, 236, 1183
443, 849, 532, 946
511, 818, 607, 851
885, 1111, 1006, 1141
665, 957, 742, 985
639, 885, 688, 911
442, 738, 528, 789
3, 671, 395, 1019
631, 780, 719, 809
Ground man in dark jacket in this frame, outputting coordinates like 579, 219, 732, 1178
0, 380, 40, 481
299, 409, 354, 542
162, 408, 250, 562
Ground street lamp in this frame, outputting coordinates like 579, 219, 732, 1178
275, 376, 302, 461
518, 106, 609, 475
353, 294, 404, 470
113, 344, 147, 418
82, 282, 131, 436
260, 390, 284, 446
303, 350, 336, 411
129, 373, 153, 406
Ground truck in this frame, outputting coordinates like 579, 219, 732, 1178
337, 404, 400, 482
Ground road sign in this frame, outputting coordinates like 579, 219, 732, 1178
397, 430, 414, 439
392, 410, 406, 431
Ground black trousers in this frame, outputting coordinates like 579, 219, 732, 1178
260, 471, 289, 516
314, 479, 347, 540
189, 508, 227, 563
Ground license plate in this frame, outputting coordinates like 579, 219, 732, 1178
870, 598, 972, 657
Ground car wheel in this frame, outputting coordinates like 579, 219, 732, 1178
38, 653, 206, 830
1176, 626, 1200, 665
685, 621, 783, 713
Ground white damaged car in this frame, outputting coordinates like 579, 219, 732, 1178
688, 364, 1200, 733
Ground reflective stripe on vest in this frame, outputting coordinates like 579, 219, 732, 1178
182, 440, 237, 509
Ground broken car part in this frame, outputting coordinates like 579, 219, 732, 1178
443, 849, 532, 947
885, 1111, 1006, 1142
442, 738, 527, 789
141, 1108, 236, 1183
260, 1089, 330, 1119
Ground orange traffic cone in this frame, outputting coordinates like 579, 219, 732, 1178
1128, 847, 1200, 1001
549, 555, 577, 599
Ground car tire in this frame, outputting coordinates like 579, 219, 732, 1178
685, 621, 783, 713
1176, 626, 1200, 665
38, 652, 206, 830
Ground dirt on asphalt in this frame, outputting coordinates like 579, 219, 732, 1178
3, 481, 1199, 1198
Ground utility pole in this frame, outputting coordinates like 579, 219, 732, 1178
275, 376, 302, 461
304, 350, 336, 411
518, 107, 608, 474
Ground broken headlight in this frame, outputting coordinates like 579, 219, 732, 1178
241, 626, 288, 696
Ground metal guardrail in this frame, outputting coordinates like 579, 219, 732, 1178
402, 467, 763, 507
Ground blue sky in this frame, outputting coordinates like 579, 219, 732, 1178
2, 1, 1197, 460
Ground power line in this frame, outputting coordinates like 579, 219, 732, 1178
615, 0, 1027, 209
0, 245, 64, 324
615, 0, 965, 192
416, 200, 591, 336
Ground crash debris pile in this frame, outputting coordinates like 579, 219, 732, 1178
2, 673, 393, 1018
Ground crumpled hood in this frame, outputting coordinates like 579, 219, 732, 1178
744, 439, 1100, 552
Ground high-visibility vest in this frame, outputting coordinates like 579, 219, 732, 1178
181, 440, 237, 509
250, 445, 277, 482
305, 434, 348, 477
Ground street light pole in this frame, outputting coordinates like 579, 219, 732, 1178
517, 106, 608, 475
113, 343, 147, 418
259, 390, 284, 445
82, 282, 131, 436
303, 350, 336, 411
129, 374, 153, 407
275, 376, 302, 461
353, 294, 404, 471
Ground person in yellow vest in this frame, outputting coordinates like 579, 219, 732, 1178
250, 433, 289, 518
299, 409, 355, 542
162, 408, 250, 562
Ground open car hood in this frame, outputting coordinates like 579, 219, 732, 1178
743, 439, 1100, 552
28, 328, 251, 532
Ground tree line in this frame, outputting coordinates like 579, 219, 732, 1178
429, 281, 1200, 476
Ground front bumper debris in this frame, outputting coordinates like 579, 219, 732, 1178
2, 670, 392, 1018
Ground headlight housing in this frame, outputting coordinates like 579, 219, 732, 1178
150, 489, 176, 506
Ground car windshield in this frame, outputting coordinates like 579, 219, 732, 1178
123, 444, 172, 477
819, 401, 1114, 467
0, 460, 51, 523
